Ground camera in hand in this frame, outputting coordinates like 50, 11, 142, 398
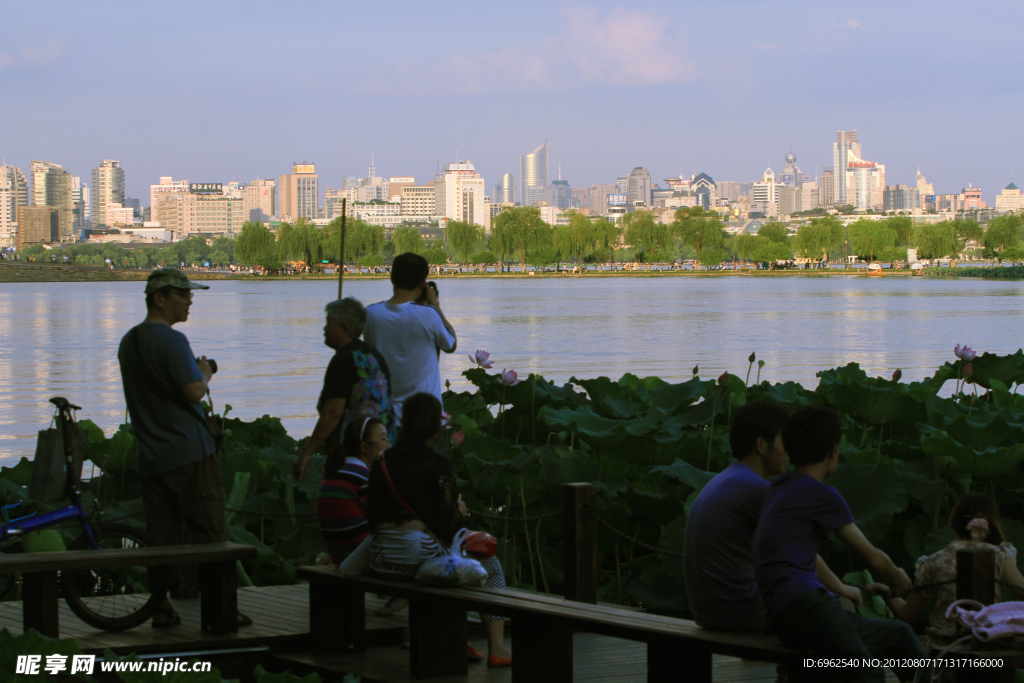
197, 358, 218, 374
417, 281, 438, 304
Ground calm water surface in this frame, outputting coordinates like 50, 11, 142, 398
1, 276, 1021, 467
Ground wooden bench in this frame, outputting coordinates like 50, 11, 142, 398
0, 542, 256, 638
298, 568, 821, 682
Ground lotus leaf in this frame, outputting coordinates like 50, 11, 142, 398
0, 458, 32, 486
648, 459, 715, 493
902, 515, 955, 561
828, 463, 909, 540
539, 405, 629, 449
921, 430, 1024, 481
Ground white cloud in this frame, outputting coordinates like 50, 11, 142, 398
357, 7, 695, 95
0, 37, 65, 74
845, 19, 863, 29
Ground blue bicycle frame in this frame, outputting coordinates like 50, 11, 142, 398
0, 398, 99, 549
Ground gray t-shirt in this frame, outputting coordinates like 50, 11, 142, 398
118, 323, 214, 476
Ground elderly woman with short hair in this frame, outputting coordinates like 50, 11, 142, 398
294, 297, 397, 479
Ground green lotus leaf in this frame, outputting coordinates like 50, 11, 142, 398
647, 458, 715, 493
842, 569, 888, 619
0, 458, 33, 486
902, 515, 954, 562
828, 463, 909, 540
539, 405, 629, 449
647, 377, 712, 412
921, 430, 1024, 481
571, 376, 650, 419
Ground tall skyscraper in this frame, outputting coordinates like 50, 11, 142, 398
819, 168, 834, 209
690, 172, 716, 210
494, 173, 515, 204
30, 160, 74, 241
550, 180, 571, 209
626, 167, 652, 208
780, 152, 812, 188
0, 166, 28, 247
91, 160, 125, 227
72, 177, 90, 227
436, 161, 489, 231
832, 131, 861, 206
916, 170, 934, 200
520, 141, 548, 206
589, 184, 617, 216
279, 162, 318, 221
242, 179, 276, 223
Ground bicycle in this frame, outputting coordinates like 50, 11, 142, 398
0, 397, 167, 630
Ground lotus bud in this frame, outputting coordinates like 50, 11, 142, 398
758, 360, 765, 368
501, 368, 520, 386
718, 372, 729, 386
749, 352, 756, 363
892, 369, 901, 381
692, 365, 699, 376
963, 362, 973, 379
451, 430, 465, 448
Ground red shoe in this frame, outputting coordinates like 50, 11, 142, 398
487, 654, 512, 668
467, 645, 484, 662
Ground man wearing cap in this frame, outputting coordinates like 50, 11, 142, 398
118, 268, 249, 628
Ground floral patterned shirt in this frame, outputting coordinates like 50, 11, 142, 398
318, 339, 398, 445
915, 540, 1017, 648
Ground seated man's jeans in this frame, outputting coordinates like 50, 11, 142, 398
771, 588, 925, 683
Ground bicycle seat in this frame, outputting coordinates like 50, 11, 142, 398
49, 397, 82, 411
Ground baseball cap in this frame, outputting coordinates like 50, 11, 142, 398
144, 268, 211, 294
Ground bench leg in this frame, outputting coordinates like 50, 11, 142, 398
408, 601, 467, 678
649, 638, 710, 683
513, 619, 573, 683
199, 560, 237, 634
23, 571, 59, 638
308, 578, 364, 655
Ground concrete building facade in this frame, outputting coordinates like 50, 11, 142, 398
883, 185, 921, 212
0, 166, 28, 247
150, 177, 189, 221
242, 179, 276, 223
520, 141, 548, 206
589, 184, 618, 216
401, 185, 437, 217
30, 160, 74, 241
91, 160, 125, 227
996, 182, 1024, 212
279, 163, 319, 221
16, 206, 59, 249
626, 167, 652, 208
436, 162, 489, 231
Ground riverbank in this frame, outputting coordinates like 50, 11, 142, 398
0, 261, 916, 283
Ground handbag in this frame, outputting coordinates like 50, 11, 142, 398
463, 531, 497, 558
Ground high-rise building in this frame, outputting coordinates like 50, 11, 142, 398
778, 187, 797, 216
550, 179, 571, 209
996, 182, 1024, 212
819, 168, 835, 209
844, 147, 885, 211
279, 162, 319, 221
716, 181, 742, 202
91, 160, 125, 228
242, 179, 276, 223
779, 152, 812, 188
520, 141, 548, 206
30, 160, 74, 241
690, 172, 716, 210
795, 182, 820, 212
15, 206, 59, 250
436, 161, 489, 231
626, 167, 652, 208
616, 176, 628, 193
916, 170, 934, 199
388, 177, 415, 202
571, 187, 589, 209
589, 184, 617, 216
883, 185, 921, 212
832, 131, 861, 207
150, 177, 189, 221
400, 185, 437, 218
0, 166, 28, 247
72, 177, 90, 227
493, 173, 515, 204
961, 185, 985, 210
751, 169, 779, 218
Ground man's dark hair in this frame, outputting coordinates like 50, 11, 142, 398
782, 406, 843, 466
729, 400, 789, 459
391, 252, 429, 291
145, 286, 177, 310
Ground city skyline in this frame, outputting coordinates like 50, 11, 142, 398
2, 1, 1020, 204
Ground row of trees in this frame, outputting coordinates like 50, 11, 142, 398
19, 236, 235, 269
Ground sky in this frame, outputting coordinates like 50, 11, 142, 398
2, 0, 1021, 204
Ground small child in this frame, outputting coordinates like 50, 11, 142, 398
876, 492, 1024, 651
752, 406, 925, 683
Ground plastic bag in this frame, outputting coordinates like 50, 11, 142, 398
464, 531, 497, 558
416, 529, 488, 587
29, 419, 88, 504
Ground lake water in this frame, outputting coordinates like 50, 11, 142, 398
2, 275, 1022, 467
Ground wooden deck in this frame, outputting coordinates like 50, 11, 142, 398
0, 586, 902, 681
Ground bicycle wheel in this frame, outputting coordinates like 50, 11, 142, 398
61, 523, 169, 631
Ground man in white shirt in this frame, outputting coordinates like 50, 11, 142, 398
364, 252, 457, 448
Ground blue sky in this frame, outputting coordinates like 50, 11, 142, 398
1, 0, 1020, 203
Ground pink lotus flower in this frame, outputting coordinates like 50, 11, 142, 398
954, 344, 977, 361
451, 430, 465, 448
468, 349, 494, 369
501, 369, 520, 386
963, 362, 973, 379
892, 368, 901, 381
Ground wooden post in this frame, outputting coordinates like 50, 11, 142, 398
338, 198, 347, 299
956, 546, 995, 605
200, 560, 238, 634
408, 601, 466, 678
563, 483, 597, 604
22, 571, 59, 638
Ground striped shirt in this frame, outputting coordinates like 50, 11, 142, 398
317, 457, 370, 564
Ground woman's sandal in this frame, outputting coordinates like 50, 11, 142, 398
151, 607, 181, 628
467, 645, 485, 662
374, 598, 408, 617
